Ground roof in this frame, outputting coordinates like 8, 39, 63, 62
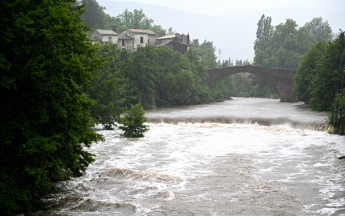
118, 33, 133, 40
128, 29, 146, 34
128, 29, 157, 35
156, 40, 191, 47
89, 36, 101, 42
156, 35, 176, 40
156, 40, 172, 47
143, 30, 157, 35
96, 29, 118, 35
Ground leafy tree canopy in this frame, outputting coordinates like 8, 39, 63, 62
83, 43, 127, 129
256, 14, 272, 39
309, 31, 345, 111
191, 39, 218, 69
254, 18, 316, 69
119, 103, 149, 138
80, 0, 107, 32
304, 17, 333, 42
0, 0, 103, 214
294, 40, 328, 103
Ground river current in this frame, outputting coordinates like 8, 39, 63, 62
33, 98, 345, 216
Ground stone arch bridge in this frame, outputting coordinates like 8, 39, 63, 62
207, 65, 298, 102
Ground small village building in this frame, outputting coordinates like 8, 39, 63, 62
90, 29, 118, 44
89, 29, 195, 57
118, 33, 132, 51
156, 33, 191, 54
118, 29, 157, 52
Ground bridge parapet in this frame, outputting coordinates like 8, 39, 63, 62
207, 65, 298, 102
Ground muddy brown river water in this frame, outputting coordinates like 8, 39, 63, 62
32, 98, 345, 216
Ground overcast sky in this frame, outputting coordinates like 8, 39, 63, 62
109, 0, 344, 16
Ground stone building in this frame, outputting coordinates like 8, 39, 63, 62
89, 29, 192, 55
156, 33, 191, 54
90, 29, 118, 43
117, 29, 157, 52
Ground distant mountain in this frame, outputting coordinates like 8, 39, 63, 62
99, 0, 345, 62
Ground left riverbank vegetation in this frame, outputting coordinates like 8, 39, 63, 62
1, 1, 344, 215
0, 0, 104, 215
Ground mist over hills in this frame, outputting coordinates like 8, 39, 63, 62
99, 0, 344, 62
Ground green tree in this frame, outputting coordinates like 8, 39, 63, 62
294, 41, 328, 103
112, 9, 156, 33
191, 39, 218, 69
153, 46, 211, 106
127, 45, 157, 109
119, 103, 149, 138
256, 14, 272, 39
80, 0, 107, 32
304, 17, 333, 42
0, 0, 103, 214
254, 18, 316, 69
309, 32, 345, 111
84, 43, 126, 129
329, 92, 345, 135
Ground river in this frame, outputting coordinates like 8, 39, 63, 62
33, 98, 345, 216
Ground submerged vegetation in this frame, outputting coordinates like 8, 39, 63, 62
119, 103, 149, 138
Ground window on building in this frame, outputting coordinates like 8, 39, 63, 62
122, 40, 125, 46
108, 37, 112, 42
140, 37, 143, 44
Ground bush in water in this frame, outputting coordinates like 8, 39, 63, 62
119, 103, 149, 138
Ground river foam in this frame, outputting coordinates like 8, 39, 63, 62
31, 98, 345, 216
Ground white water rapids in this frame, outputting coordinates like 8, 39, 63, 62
32, 98, 345, 216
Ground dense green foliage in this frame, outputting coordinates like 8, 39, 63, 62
329, 93, 345, 134
294, 32, 345, 133
253, 15, 335, 101
304, 17, 333, 42
89, 44, 213, 110
80, 0, 107, 31
294, 41, 328, 103
111, 9, 170, 35
309, 32, 345, 111
83, 43, 126, 129
0, 0, 103, 215
191, 39, 218, 69
119, 103, 149, 137
256, 14, 272, 39
295, 32, 345, 110
254, 18, 317, 69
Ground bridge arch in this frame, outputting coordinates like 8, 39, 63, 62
207, 65, 298, 102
